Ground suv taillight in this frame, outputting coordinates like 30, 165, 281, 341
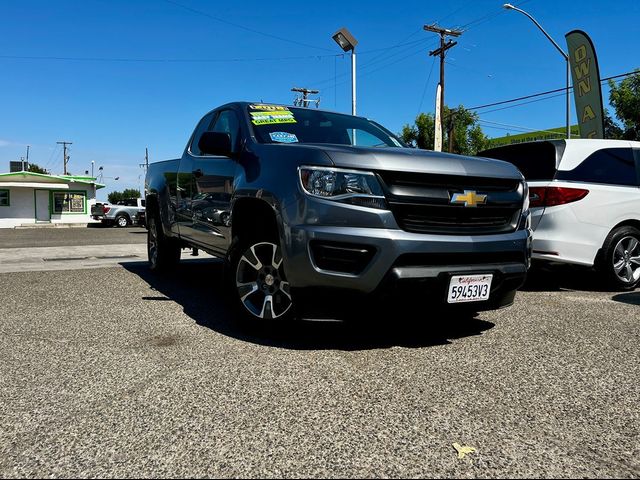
103, 205, 111, 214
529, 186, 589, 208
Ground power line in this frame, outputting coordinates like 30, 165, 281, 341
163, 0, 334, 52
417, 56, 438, 117
469, 71, 638, 112
436, 0, 477, 25
43, 144, 60, 172
311, 37, 436, 89
0, 53, 341, 63
478, 118, 567, 136
0, 38, 438, 65
320, 40, 437, 93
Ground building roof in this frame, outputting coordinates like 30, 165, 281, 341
0, 171, 105, 189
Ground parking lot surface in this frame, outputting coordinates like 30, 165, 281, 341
0, 225, 147, 249
0, 229, 639, 478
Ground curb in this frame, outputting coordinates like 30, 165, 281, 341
14, 222, 102, 229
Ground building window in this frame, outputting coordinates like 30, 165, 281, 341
0, 189, 9, 206
52, 192, 86, 214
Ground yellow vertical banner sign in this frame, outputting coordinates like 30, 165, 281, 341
565, 30, 605, 139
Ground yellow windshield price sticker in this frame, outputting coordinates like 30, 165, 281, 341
251, 111, 297, 125
249, 104, 291, 112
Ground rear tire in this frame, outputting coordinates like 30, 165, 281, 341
115, 215, 129, 228
147, 213, 181, 273
227, 235, 294, 324
597, 226, 640, 290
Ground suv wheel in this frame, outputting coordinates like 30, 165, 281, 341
228, 239, 293, 321
598, 226, 640, 290
115, 215, 129, 228
147, 214, 181, 273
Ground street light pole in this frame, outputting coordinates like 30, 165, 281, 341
351, 46, 356, 116
332, 27, 359, 116
503, 3, 571, 139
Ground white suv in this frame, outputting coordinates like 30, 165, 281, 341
480, 139, 640, 290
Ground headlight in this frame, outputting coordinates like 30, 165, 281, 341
298, 166, 387, 210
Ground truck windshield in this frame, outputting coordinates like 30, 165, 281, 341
248, 104, 404, 148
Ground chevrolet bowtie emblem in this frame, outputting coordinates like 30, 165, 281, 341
451, 190, 487, 207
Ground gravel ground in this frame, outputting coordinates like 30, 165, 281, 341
0, 259, 638, 478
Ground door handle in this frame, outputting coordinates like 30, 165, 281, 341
192, 169, 203, 178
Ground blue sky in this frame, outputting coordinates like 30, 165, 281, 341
1, 0, 638, 199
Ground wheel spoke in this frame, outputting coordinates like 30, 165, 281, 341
614, 260, 626, 273
279, 281, 292, 300
271, 243, 283, 269
259, 295, 274, 319
238, 281, 259, 301
615, 242, 625, 257
630, 256, 640, 266
628, 238, 640, 255
240, 246, 263, 271
625, 264, 634, 282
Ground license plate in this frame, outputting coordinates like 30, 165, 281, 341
447, 274, 493, 304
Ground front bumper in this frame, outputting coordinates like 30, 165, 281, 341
282, 224, 531, 311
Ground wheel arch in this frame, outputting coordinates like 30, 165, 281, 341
595, 219, 640, 266
231, 197, 280, 242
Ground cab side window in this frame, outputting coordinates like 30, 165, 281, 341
189, 113, 216, 156
211, 110, 241, 154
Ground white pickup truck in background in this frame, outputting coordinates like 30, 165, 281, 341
91, 198, 146, 228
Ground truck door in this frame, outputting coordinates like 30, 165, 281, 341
176, 112, 216, 241
184, 109, 240, 254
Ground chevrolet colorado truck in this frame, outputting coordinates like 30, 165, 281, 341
145, 102, 532, 321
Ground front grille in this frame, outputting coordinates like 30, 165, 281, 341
378, 171, 523, 235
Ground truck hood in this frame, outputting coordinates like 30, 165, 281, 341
277, 144, 522, 179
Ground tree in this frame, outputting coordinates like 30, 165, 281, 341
604, 109, 624, 140
108, 188, 141, 204
400, 105, 489, 155
27, 163, 49, 174
608, 70, 640, 140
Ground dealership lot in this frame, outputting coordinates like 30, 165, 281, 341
0, 228, 639, 478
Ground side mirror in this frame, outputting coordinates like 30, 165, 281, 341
198, 132, 232, 157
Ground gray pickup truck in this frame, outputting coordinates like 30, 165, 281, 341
145, 102, 532, 322
91, 198, 145, 227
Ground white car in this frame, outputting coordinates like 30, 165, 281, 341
480, 139, 640, 290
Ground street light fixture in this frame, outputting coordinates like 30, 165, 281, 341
332, 27, 358, 116
503, 3, 571, 139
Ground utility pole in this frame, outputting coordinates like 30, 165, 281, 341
139, 147, 149, 171
57, 141, 72, 175
424, 24, 462, 152
25, 145, 30, 170
138, 147, 150, 196
291, 87, 320, 108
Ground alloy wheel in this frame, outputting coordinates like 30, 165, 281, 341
612, 235, 640, 284
235, 242, 292, 319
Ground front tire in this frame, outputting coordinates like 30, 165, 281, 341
228, 238, 294, 322
147, 214, 181, 273
598, 226, 640, 290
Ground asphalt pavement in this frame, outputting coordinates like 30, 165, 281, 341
0, 225, 147, 249
0, 236, 638, 478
